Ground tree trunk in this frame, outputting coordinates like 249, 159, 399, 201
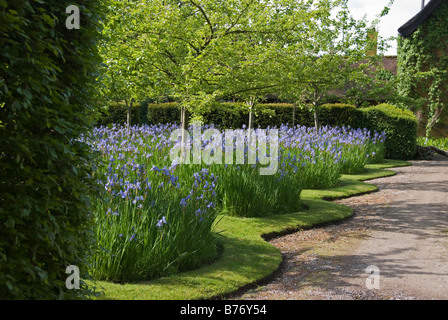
292, 102, 296, 129
248, 107, 253, 131
247, 96, 255, 131
126, 99, 133, 128
312, 85, 320, 131
247, 97, 256, 165
313, 102, 319, 131
247, 96, 255, 146
180, 105, 190, 163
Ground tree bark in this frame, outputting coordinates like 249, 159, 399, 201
312, 85, 319, 131
247, 96, 256, 147
247, 96, 255, 131
248, 107, 253, 131
313, 102, 319, 131
292, 102, 296, 129
125, 98, 133, 131
180, 105, 190, 163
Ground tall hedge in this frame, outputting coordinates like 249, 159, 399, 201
359, 104, 418, 160
143, 102, 314, 128
143, 102, 418, 159
0, 0, 104, 299
146, 102, 181, 125
319, 103, 361, 128
97, 101, 144, 126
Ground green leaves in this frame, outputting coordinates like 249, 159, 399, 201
101, 1, 322, 120
397, 1, 448, 137
100, 0, 391, 129
0, 0, 105, 299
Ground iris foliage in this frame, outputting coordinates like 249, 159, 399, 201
83, 123, 385, 282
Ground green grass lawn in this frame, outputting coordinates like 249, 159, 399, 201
90, 159, 411, 300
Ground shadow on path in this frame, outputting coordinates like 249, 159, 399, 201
236, 156, 448, 300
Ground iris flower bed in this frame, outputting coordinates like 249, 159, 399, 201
81, 123, 385, 283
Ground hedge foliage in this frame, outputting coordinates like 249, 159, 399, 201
97, 101, 146, 126
99, 101, 417, 160
0, 0, 104, 299
103, 101, 312, 128
358, 104, 418, 160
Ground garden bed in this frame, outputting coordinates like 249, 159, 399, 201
92, 160, 410, 300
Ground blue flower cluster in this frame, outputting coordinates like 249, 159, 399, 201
82, 124, 220, 238
84, 122, 386, 281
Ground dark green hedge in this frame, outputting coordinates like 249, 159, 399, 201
146, 102, 180, 125
98, 101, 417, 159
0, 0, 104, 299
104, 101, 313, 128
358, 104, 418, 160
319, 103, 361, 128
97, 101, 145, 126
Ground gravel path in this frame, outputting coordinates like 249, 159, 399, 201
233, 155, 448, 300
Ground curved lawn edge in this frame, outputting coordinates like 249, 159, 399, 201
92, 159, 411, 300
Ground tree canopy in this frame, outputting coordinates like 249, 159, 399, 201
99, 0, 395, 129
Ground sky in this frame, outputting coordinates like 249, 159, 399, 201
346, 0, 424, 55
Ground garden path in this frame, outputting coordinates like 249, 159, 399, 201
235, 155, 448, 300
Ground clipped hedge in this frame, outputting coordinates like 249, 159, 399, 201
146, 102, 180, 125
145, 102, 313, 128
101, 101, 311, 128
253, 103, 314, 128
319, 103, 361, 128
0, 0, 104, 299
358, 104, 417, 160
99, 101, 417, 159
97, 101, 145, 126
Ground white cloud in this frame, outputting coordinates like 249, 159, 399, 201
346, 0, 424, 55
